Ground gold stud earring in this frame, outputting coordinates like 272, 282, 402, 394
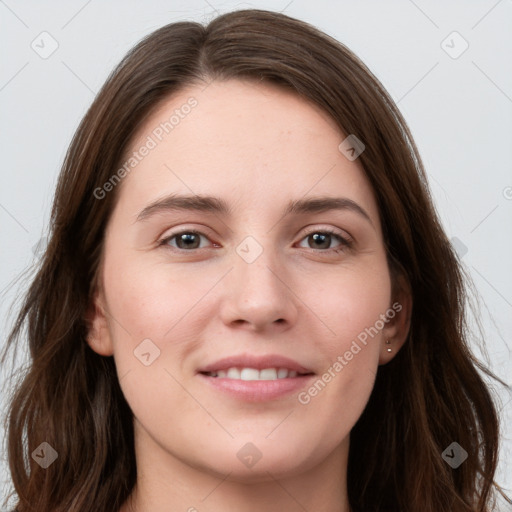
385, 339, 392, 353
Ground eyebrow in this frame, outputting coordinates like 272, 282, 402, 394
135, 193, 373, 226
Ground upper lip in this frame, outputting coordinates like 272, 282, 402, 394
197, 354, 315, 374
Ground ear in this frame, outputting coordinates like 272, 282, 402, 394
84, 287, 114, 357
379, 272, 412, 365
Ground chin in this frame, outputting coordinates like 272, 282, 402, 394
192, 442, 320, 482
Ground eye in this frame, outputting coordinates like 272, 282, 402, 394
297, 228, 353, 254
159, 230, 214, 251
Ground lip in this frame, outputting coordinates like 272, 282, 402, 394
196, 353, 314, 374
198, 372, 316, 402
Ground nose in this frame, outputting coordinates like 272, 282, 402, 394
218, 242, 299, 333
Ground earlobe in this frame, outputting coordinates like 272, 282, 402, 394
84, 292, 114, 357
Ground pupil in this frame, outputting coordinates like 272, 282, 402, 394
312, 233, 329, 249
179, 233, 198, 249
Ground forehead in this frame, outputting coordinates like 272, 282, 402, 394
115, 79, 380, 225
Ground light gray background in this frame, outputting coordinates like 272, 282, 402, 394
1, 0, 511, 509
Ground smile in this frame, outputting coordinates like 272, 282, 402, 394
198, 370, 316, 402
201, 367, 313, 380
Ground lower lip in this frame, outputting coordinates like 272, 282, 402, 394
197, 373, 316, 402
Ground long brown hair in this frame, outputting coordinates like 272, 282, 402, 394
1, 8, 510, 512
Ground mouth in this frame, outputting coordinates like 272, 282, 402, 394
196, 353, 315, 377
199, 367, 314, 380
197, 369, 316, 402
196, 354, 316, 401
197, 354, 315, 402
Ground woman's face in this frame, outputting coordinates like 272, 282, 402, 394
88, 79, 409, 482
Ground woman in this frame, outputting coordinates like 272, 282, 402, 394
1, 8, 510, 512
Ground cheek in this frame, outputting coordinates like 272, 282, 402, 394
104, 248, 210, 339
298, 260, 391, 416
101, 256, 208, 417
102, 250, 229, 390
309, 259, 392, 351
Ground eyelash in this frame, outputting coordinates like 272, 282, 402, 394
157, 228, 353, 255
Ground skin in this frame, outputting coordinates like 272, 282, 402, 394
87, 79, 411, 512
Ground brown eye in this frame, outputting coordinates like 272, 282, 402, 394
308, 232, 334, 249
298, 229, 352, 253
160, 231, 209, 250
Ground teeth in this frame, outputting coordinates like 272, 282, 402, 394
227, 368, 240, 379
260, 368, 277, 380
277, 368, 288, 378
206, 367, 305, 380
240, 368, 260, 381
